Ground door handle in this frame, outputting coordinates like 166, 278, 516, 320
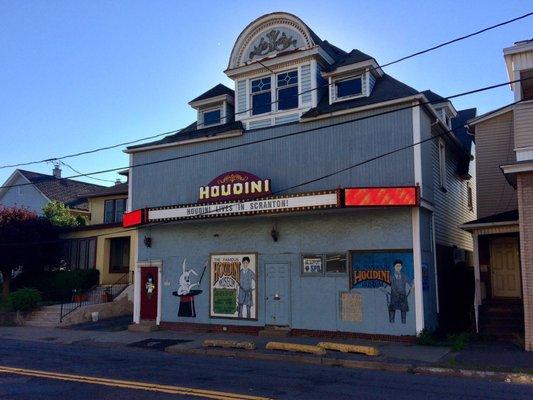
274, 293, 281, 300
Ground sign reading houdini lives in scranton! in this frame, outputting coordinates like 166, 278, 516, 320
210, 254, 257, 320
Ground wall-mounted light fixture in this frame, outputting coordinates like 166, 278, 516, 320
270, 227, 279, 242
143, 236, 152, 248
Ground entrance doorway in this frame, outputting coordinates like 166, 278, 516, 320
265, 263, 290, 326
490, 237, 521, 298
140, 266, 159, 320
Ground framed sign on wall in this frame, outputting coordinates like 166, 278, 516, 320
209, 253, 258, 320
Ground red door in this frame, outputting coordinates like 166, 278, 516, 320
140, 267, 158, 320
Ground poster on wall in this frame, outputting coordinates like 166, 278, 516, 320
209, 253, 257, 320
350, 250, 414, 324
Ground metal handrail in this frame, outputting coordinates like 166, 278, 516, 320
59, 271, 131, 322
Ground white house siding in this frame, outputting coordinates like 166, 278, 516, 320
0, 174, 48, 214
474, 111, 517, 218
514, 101, 533, 150
431, 137, 475, 251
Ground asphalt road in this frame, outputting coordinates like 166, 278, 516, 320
0, 338, 531, 400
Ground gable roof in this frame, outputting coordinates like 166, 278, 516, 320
329, 49, 374, 69
190, 84, 234, 104
127, 120, 244, 151
420, 90, 446, 104
83, 182, 128, 199
301, 73, 419, 119
16, 170, 104, 211
452, 108, 477, 176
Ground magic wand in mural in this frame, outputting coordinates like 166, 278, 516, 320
172, 259, 206, 318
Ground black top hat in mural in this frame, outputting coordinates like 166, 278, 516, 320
172, 260, 207, 318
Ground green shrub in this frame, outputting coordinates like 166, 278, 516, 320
447, 332, 471, 352
12, 269, 99, 302
416, 329, 437, 346
7, 288, 42, 311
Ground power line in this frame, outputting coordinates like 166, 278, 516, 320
1, 11, 530, 171
59, 161, 116, 184
1, 98, 522, 248
0, 76, 529, 193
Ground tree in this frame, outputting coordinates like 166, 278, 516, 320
0, 206, 60, 300
42, 201, 84, 227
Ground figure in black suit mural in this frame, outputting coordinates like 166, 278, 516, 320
387, 260, 412, 324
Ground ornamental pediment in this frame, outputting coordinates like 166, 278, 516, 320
228, 13, 316, 69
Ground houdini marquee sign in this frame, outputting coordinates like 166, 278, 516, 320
199, 171, 271, 203
121, 169, 419, 227
149, 190, 340, 222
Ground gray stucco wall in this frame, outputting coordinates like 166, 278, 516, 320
138, 208, 418, 336
131, 105, 415, 209
0, 174, 48, 214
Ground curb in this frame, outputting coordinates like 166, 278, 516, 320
165, 346, 533, 384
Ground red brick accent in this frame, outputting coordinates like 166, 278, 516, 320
517, 172, 533, 351
159, 321, 416, 343
160, 321, 261, 335
290, 329, 416, 343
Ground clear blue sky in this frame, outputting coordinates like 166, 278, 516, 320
1, 1, 531, 185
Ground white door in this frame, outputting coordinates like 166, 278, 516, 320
265, 264, 290, 326
490, 237, 521, 298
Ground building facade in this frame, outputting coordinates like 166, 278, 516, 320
61, 182, 137, 285
464, 39, 533, 350
125, 12, 475, 338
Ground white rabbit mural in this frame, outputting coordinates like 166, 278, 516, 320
172, 259, 206, 318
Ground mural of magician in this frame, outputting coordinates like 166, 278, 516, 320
387, 259, 413, 324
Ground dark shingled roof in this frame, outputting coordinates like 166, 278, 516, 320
301, 73, 419, 119
421, 90, 446, 104
84, 182, 128, 199
330, 49, 374, 69
453, 108, 477, 176
18, 170, 105, 211
190, 84, 234, 104
128, 120, 244, 150
462, 209, 519, 226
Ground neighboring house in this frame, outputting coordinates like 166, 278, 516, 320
463, 39, 533, 350
0, 166, 103, 218
60, 179, 137, 285
0, 166, 136, 287
122, 12, 475, 336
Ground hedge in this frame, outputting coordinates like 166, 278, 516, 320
12, 269, 99, 302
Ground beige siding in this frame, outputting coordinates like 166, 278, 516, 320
474, 111, 517, 218
432, 139, 475, 251
89, 195, 128, 225
514, 101, 533, 150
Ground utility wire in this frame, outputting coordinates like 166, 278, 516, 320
59, 161, 116, 184
0, 76, 529, 193
1, 98, 523, 248
0, 11, 530, 170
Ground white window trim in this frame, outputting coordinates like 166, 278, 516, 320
331, 74, 365, 103
276, 69, 299, 112
250, 75, 273, 116
201, 106, 224, 128
438, 138, 448, 191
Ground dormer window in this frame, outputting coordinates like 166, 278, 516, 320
277, 70, 298, 110
336, 75, 362, 99
251, 77, 272, 115
202, 108, 222, 127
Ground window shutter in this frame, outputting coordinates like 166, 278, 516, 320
300, 64, 312, 105
236, 79, 247, 115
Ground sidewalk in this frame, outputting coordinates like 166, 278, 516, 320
0, 318, 531, 383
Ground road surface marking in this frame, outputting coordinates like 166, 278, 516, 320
0, 365, 271, 400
